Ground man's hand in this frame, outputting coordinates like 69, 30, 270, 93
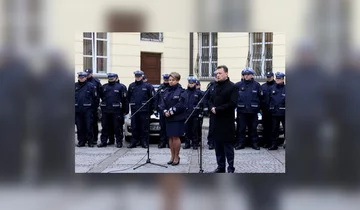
165, 112, 170, 117
211, 107, 216, 114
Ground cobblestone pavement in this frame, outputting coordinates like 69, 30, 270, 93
75, 127, 285, 173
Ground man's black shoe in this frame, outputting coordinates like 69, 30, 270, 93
141, 144, 148, 148
208, 145, 214, 150
192, 145, 198, 150
127, 143, 137, 148
116, 143, 122, 148
235, 144, 245, 150
88, 144, 94, 148
262, 143, 271, 148
251, 143, 260, 150
210, 168, 226, 173
183, 144, 191, 149
268, 145, 278, 150
227, 168, 235, 173
158, 143, 166, 148
107, 141, 115, 145
97, 143, 107, 148
76, 143, 85, 147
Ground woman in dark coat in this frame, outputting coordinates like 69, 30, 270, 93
159, 72, 188, 166
209, 65, 238, 173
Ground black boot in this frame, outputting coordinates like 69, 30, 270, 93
97, 142, 107, 148
183, 143, 191, 149
158, 142, 166, 148
235, 144, 245, 150
251, 143, 260, 150
268, 145, 278, 150
210, 168, 226, 173
127, 142, 137, 148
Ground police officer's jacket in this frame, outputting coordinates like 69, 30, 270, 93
127, 80, 154, 112
261, 80, 276, 113
75, 80, 97, 113
185, 86, 203, 117
236, 78, 263, 114
154, 82, 170, 113
269, 83, 285, 116
159, 83, 188, 122
203, 81, 216, 113
87, 76, 102, 108
100, 81, 128, 114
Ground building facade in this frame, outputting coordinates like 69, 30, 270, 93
75, 32, 285, 89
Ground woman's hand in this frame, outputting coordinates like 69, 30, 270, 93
165, 112, 170, 117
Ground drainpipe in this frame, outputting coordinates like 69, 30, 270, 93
189, 32, 194, 76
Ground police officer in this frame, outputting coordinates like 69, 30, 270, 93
235, 67, 262, 150
196, 80, 204, 146
241, 69, 245, 81
260, 72, 276, 148
75, 72, 98, 147
156, 74, 170, 148
143, 74, 148, 83
127, 70, 155, 148
268, 72, 286, 150
184, 76, 203, 150
84, 68, 102, 145
204, 71, 218, 150
97, 73, 128, 148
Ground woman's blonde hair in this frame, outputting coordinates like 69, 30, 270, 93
169, 72, 181, 81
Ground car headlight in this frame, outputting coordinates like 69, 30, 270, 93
150, 125, 161, 131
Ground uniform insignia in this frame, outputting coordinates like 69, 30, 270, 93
252, 90, 257, 93
142, 88, 147, 91
282, 94, 285, 96
114, 90, 119, 92
174, 96, 179, 99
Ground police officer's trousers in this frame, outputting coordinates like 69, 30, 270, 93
159, 113, 168, 145
207, 114, 215, 146
130, 112, 149, 146
185, 116, 199, 146
262, 112, 272, 146
100, 112, 124, 145
214, 140, 235, 171
237, 113, 259, 146
198, 116, 203, 144
271, 115, 285, 146
75, 111, 93, 145
91, 109, 99, 144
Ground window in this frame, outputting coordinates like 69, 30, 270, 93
140, 32, 163, 42
249, 32, 273, 76
83, 32, 110, 74
198, 32, 218, 79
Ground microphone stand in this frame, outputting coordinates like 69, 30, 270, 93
130, 87, 168, 170
184, 83, 214, 173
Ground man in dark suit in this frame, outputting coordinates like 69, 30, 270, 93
209, 65, 238, 173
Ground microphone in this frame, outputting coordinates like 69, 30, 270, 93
207, 81, 215, 89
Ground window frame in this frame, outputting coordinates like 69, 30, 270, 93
83, 32, 110, 76
198, 32, 218, 80
249, 32, 273, 77
140, 32, 163, 42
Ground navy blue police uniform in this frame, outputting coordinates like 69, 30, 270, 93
204, 78, 217, 149
260, 72, 276, 148
159, 83, 188, 137
84, 68, 102, 145
75, 72, 98, 147
196, 80, 205, 147
97, 73, 128, 148
268, 72, 286, 150
155, 74, 170, 148
184, 77, 203, 149
127, 70, 155, 148
107, 78, 124, 145
235, 68, 263, 150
